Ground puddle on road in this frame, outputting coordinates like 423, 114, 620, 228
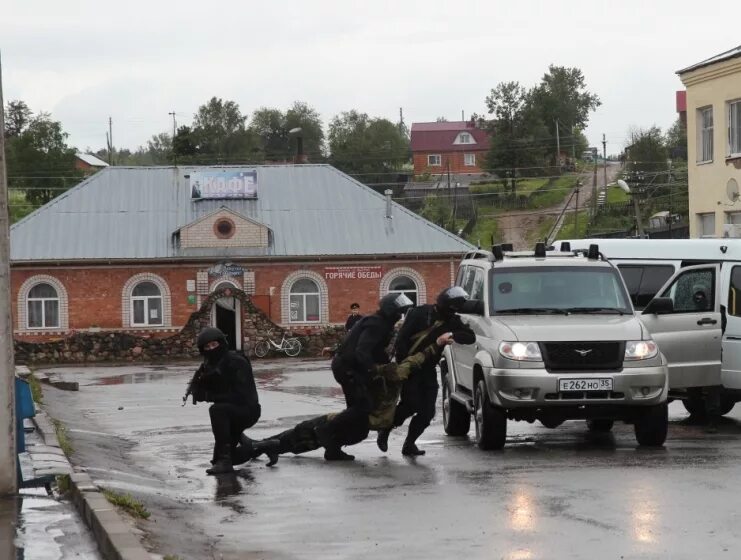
89, 372, 167, 386
0, 491, 101, 559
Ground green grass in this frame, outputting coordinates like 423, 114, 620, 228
28, 374, 43, 404
164, 556, 182, 560
102, 489, 151, 520
558, 210, 590, 239
606, 186, 630, 204
9, 190, 36, 224
465, 216, 501, 247
55, 474, 71, 495
527, 216, 557, 246
529, 175, 578, 208
51, 418, 74, 457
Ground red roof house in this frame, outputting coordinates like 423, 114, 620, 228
410, 120, 490, 175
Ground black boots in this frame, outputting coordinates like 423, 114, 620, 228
207, 445, 234, 475
324, 447, 355, 461
401, 441, 426, 456
315, 423, 355, 461
376, 429, 391, 452
252, 439, 281, 467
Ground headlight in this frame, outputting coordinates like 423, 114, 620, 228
499, 341, 542, 361
624, 340, 658, 361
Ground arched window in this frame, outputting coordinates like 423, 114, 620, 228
27, 283, 59, 329
131, 282, 163, 326
289, 278, 320, 323
388, 275, 418, 306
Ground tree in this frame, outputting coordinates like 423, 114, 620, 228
189, 97, 260, 163
248, 101, 326, 161
4, 100, 32, 138
4, 107, 82, 206
665, 118, 687, 161
529, 65, 601, 165
328, 111, 409, 184
626, 126, 668, 175
173, 125, 198, 161
285, 101, 325, 159
249, 108, 288, 159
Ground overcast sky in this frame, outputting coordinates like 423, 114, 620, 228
2, 0, 739, 155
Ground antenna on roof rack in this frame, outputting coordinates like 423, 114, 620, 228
560, 241, 571, 252
492, 245, 504, 261
587, 244, 600, 260
534, 242, 546, 258
501, 243, 514, 252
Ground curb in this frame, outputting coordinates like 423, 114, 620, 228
28, 383, 151, 559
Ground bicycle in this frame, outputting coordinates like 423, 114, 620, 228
253, 330, 302, 358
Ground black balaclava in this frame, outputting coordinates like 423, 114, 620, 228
436, 286, 469, 320
197, 327, 229, 365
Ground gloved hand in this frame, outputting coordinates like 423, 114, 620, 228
436, 332, 454, 346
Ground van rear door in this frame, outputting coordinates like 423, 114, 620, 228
721, 264, 741, 389
640, 264, 721, 388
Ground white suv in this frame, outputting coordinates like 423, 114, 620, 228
441, 244, 670, 450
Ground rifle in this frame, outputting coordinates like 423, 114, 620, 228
182, 364, 207, 406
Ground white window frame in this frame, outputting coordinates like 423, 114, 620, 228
728, 99, 741, 158
698, 212, 716, 238
388, 275, 419, 306
459, 133, 472, 144
464, 153, 476, 166
27, 284, 60, 330
289, 279, 321, 324
130, 282, 163, 327
428, 154, 442, 166
697, 106, 714, 163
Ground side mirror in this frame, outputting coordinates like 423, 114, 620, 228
461, 299, 485, 316
643, 297, 674, 315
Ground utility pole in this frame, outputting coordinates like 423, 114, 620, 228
602, 133, 607, 197
0, 52, 18, 495
574, 181, 581, 237
168, 111, 177, 139
555, 119, 561, 173
108, 117, 114, 166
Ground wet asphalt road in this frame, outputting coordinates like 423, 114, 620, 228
38, 359, 741, 560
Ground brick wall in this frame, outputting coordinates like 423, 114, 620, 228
413, 151, 487, 175
11, 258, 458, 338
180, 209, 269, 248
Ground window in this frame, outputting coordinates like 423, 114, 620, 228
728, 211, 741, 225
455, 265, 468, 287
464, 153, 476, 166
459, 133, 472, 144
214, 218, 235, 239
729, 266, 741, 317
460, 266, 484, 301
289, 278, 320, 323
729, 100, 741, 157
490, 267, 631, 313
428, 154, 441, 166
617, 265, 675, 310
27, 283, 59, 329
660, 268, 715, 313
389, 275, 418, 306
698, 106, 713, 162
698, 213, 716, 237
131, 281, 163, 326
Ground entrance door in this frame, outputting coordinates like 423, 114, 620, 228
211, 283, 241, 350
640, 264, 721, 388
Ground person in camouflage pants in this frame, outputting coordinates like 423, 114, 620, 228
247, 333, 454, 464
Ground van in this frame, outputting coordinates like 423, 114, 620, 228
442, 244, 669, 450
556, 238, 741, 415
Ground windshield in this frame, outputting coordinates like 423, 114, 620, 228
490, 266, 632, 314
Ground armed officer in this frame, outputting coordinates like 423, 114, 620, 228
320, 292, 414, 460
376, 286, 476, 456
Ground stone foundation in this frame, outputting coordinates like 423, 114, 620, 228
14, 288, 345, 365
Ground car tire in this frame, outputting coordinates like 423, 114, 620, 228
441, 362, 470, 436
634, 403, 668, 447
719, 395, 736, 416
586, 419, 614, 432
682, 397, 705, 417
474, 379, 506, 450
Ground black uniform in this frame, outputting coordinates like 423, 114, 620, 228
383, 291, 475, 455
345, 313, 363, 331
320, 293, 413, 460
191, 328, 262, 474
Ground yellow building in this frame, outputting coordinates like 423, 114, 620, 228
678, 45, 741, 238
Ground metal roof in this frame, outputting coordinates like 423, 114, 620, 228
10, 164, 474, 262
75, 153, 110, 167
410, 121, 490, 153
677, 45, 741, 74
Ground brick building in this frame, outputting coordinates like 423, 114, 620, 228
410, 120, 490, 175
74, 152, 109, 175
10, 165, 473, 351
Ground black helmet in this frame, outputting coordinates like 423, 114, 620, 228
378, 293, 414, 321
197, 327, 228, 354
436, 286, 469, 315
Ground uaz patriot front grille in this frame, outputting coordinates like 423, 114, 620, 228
540, 341, 624, 372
